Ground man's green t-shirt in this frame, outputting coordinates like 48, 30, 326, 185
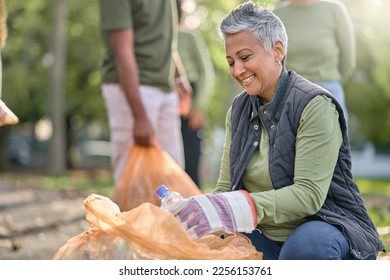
99, 0, 177, 92
177, 29, 215, 110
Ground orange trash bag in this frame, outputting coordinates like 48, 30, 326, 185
53, 194, 263, 260
51, 228, 136, 260
112, 143, 202, 211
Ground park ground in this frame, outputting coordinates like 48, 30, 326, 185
0, 170, 389, 260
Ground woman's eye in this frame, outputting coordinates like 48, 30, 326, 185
241, 55, 250, 61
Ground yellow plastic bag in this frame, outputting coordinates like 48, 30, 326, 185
53, 194, 263, 260
112, 144, 202, 211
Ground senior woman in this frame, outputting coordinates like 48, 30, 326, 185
168, 1, 385, 260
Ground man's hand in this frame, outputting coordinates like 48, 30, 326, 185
133, 115, 154, 146
187, 109, 205, 131
176, 79, 192, 117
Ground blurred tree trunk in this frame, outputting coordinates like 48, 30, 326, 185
46, 0, 68, 176
0, 126, 11, 170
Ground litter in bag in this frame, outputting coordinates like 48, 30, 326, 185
53, 194, 263, 260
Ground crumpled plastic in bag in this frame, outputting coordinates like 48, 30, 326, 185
53, 194, 263, 260
52, 228, 136, 260
112, 144, 202, 212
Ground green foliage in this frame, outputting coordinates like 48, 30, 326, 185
356, 179, 390, 197
66, 1, 106, 126
343, 0, 390, 149
41, 172, 114, 197
3, 0, 52, 121
195, 0, 241, 131
3, 0, 107, 134
356, 179, 390, 242
0, 171, 114, 197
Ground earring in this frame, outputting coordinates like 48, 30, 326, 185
276, 60, 281, 66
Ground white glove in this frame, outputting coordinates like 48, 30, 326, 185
169, 190, 257, 240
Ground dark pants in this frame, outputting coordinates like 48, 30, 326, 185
181, 116, 202, 187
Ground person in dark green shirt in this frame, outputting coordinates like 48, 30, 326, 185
176, 0, 215, 187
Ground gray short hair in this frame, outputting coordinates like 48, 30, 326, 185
219, 1, 288, 63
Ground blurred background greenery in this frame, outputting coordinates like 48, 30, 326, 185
1, 0, 389, 176
0, 0, 390, 176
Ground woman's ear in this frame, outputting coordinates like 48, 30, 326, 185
274, 41, 285, 62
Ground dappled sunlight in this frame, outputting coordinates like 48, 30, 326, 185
35, 117, 52, 142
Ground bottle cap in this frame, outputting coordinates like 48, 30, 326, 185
156, 184, 169, 199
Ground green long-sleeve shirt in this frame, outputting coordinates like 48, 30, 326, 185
214, 95, 342, 241
178, 29, 215, 110
273, 0, 356, 84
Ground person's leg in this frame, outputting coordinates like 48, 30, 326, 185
140, 85, 184, 168
244, 229, 283, 260
102, 84, 134, 185
181, 116, 201, 186
279, 220, 352, 260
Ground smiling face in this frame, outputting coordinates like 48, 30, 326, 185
225, 31, 284, 103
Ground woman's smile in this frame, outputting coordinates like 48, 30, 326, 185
241, 74, 255, 85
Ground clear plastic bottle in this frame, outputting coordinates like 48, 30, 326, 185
156, 184, 183, 210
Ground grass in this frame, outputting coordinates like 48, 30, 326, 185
355, 179, 390, 196
0, 169, 115, 198
355, 179, 390, 254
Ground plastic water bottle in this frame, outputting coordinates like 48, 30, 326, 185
156, 184, 183, 210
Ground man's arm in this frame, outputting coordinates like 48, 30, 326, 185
108, 29, 154, 146
172, 50, 192, 117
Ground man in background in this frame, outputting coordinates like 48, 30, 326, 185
98, 0, 192, 185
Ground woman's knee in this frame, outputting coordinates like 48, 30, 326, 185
279, 221, 350, 260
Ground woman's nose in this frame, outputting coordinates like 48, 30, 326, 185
232, 63, 246, 78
